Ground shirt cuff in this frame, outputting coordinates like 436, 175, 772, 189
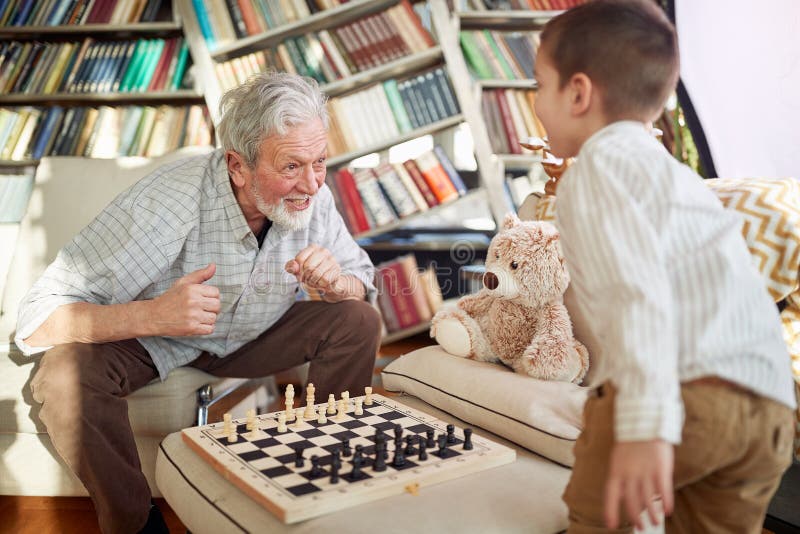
345, 270, 377, 305
614, 394, 684, 444
14, 296, 82, 356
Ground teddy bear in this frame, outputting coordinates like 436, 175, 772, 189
430, 214, 589, 384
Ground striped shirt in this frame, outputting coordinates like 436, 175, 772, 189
15, 149, 377, 379
556, 121, 796, 444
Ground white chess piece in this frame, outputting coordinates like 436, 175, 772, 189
336, 399, 346, 421
223, 413, 233, 437
326, 394, 336, 415
354, 398, 363, 416
293, 408, 304, 429
246, 408, 256, 431
304, 383, 316, 419
277, 412, 287, 432
342, 391, 350, 412
364, 386, 373, 405
317, 410, 327, 424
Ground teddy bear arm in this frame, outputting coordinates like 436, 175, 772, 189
457, 290, 494, 318
518, 305, 587, 383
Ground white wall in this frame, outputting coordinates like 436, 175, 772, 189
676, 1, 800, 178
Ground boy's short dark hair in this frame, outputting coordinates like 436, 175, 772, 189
540, 0, 679, 121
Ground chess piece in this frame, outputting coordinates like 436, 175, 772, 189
246, 408, 256, 431
285, 385, 295, 421
294, 444, 305, 468
277, 412, 287, 433
341, 391, 350, 412
394, 424, 403, 445
392, 444, 406, 468
373, 442, 387, 471
426, 429, 435, 448
350, 455, 363, 480
326, 393, 336, 415
463, 428, 474, 450
437, 434, 448, 458
404, 435, 416, 456
293, 408, 304, 429
309, 455, 322, 478
330, 459, 340, 484
342, 439, 352, 457
336, 399, 346, 421
364, 386, 373, 405
304, 383, 316, 419
354, 398, 363, 416
446, 423, 456, 444
317, 410, 327, 425
418, 437, 428, 461
223, 413, 235, 442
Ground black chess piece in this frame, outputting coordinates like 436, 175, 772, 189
342, 438, 352, 457
418, 437, 428, 461
354, 444, 364, 461
309, 455, 322, 478
393, 443, 406, 468
426, 429, 435, 448
294, 444, 305, 467
437, 434, 448, 458
375, 434, 389, 460
463, 428, 473, 450
404, 435, 416, 455
446, 423, 456, 444
350, 455, 363, 480
373, 443, 387, 471
330, 459, 340, 484
394, 424, 403, 443
331, 448, 342, 469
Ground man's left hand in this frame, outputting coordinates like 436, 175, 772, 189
285, 245, 347, 300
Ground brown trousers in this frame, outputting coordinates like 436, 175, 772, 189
30, 299, 381, 534
563, 381, 795, 533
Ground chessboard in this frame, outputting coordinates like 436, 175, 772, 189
181, 392, 516, 524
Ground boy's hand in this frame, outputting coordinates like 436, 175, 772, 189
604, 440, 674, 530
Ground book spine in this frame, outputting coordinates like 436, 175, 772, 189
334, 168, 371, 233
382, 261, 421, 329
375, 163, 418, 217
353, 169, 397, 227
432, 145, 467, 195
402, 159, 438, 208
494, 88, 522, 154
382, 79, 413, 133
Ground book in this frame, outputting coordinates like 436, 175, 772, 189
414, 150, 459, 204
379, 260, 421, 330
432, 146, 468, 195
402, 159, 438, 208
419, 265, 444, 314
374, 162, 418, 218
353, 168, 397, 228
396, 253, 432, 322
391, 162, 429, 213
332, 168, 371, 233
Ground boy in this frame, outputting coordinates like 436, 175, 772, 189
533, 1, 796, 531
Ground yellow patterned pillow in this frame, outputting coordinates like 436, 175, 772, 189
529, 177, 800, 458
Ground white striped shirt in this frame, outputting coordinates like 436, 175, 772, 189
15, 149, 377, 379
556, 121, 796, 444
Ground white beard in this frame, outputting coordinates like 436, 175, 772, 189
251, 183, 314, 231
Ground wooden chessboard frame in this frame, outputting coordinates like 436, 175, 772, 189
181, 394, 516, 524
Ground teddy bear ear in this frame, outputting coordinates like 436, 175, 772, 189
502, 213, 520, 230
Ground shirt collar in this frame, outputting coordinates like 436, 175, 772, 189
579, 120, 650, 157
213, 149, 253, 243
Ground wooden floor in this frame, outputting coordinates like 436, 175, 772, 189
0, 334, 432, 534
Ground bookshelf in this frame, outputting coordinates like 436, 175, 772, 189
0, 0, 213, 164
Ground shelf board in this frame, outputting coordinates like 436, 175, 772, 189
354, 188, 484, 241
497, 154, 543, 168
321, 47, 444, 98
210, 0, 398, 62
477, 79, 538, 89
458, 10, 562, 30
381, 321, 431, 345
0, 90, 204, 107
327, 114, 465, 168
0, 160, 39, 167
0, 22, 183, 39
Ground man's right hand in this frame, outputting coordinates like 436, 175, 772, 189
151, 263, 220, 336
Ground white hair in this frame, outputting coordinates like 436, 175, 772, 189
217, 72, 329, 168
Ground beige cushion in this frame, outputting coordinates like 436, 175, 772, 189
156, 395, 572, 534
381, 345, 588, 467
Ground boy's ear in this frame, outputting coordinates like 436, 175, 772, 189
568, 73, 593, 116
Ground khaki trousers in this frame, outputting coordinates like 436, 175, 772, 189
30, 299, 381, 534
563, 381, 794, 533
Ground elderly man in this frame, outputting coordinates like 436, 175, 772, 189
15, 72, 381, 533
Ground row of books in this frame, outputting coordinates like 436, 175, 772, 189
376, 254, 443, 334
0, 104, 212, 160
0, 38, 190, 95
468, 0, 587, 9
326, 67, 460, 157
0, 0, 165, 26
213, 3, 435, 91
460, 30, 538, 80
329, 146, 467, 235
482, 88, 545, 155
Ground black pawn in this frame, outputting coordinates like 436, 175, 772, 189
426, 429, 435, 448
373, 443, 387, 471
350, 456, 363, 480
331, 449, 342, 469
437, 434, 448, 458
375, 434, 389, 459
417, 437, 428, 461
294, 444, 305, 468
342, 439, 352, 457
330, 460, 339, 484
463, 428, 473, 450
309, 455, 322, 478
446, 424, 456, 444
404, 435, 416, 455
354, 444, 364, 461
393, 444, 406, 468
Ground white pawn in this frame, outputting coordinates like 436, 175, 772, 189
354, 398, 363, 416
247, 419, 260, 440
277, 412, 287, 432
317, 410, 327, 424
336, 399, 346, 421
326, 394, 336, 415
364, 386, 373, 406
246, 408, 256, 431
223, 413, 233, 436
293, 408, 304, 429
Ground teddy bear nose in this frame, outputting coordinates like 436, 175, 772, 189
483, 271, 499, 290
